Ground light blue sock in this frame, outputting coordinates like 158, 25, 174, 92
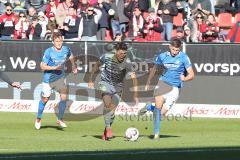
147, 103, 155, 111
58, 101, 67, 120
37, 100, 46, 119
153, 108, 161, 135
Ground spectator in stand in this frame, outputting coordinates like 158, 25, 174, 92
27, 7, 37, 24
27, 15, 42, 40
124, 0, 150, 13
171, 27, 185, 41
143, 7, 163, 41
25, 0, 48, 12
46, 0, 58, 18
196, 0, 212, 16
56, 0, 74, 27
109, 0, 129, 39
62, 6, 81, 40
226, 21, 240, 43
157, 0, 178, 41
95, 0, 111, 40
14, 12, 30, 39
77, 0, 90, 16
0, 3, 18, 40
183, 25, 192, 42
45, 12, 58, 39
124, 6, 144, 41
38, 11, 48, 39
192, 12, 204, 42
200, 13, 219, 42
13, 0, 26, 15
78, 6, 102, 41
0, 0, 6, 16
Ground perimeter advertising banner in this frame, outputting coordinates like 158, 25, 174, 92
0, 41, 240, 118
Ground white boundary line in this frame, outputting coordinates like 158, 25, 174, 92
1, 148, 240, 159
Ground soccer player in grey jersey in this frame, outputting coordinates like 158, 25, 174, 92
0, 71, 21, 89
88, 42, 138, 141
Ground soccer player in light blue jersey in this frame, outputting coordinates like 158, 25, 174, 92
141, 38, 194, 140
35, 32, 77, 130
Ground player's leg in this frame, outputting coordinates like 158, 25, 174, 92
153, 95, 164, 139
153, 87, 180, 139
57, 80, 68, 128
35, 83, 51, 130
102, 93, 120, 140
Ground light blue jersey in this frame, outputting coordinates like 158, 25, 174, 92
155, 51, 192, 88
42, 46, 71, 83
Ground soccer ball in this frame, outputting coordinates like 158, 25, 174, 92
125, 127, 139, 141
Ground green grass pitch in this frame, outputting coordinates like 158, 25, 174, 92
0, 112, 239, 160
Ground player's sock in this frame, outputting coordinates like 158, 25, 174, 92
153, 107, 161, 135
58, 100, 67, 120
103, 108, 115, 128
147, 103, 155, 111
37, 100, 46, 119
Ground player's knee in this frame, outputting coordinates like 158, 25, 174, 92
41, 97, 49, 104
60, 94, 67, 101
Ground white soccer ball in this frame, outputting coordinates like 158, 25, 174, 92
125, 127, 139, 141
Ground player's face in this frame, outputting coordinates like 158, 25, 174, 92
116, 49, 127, 62
169, 45, 181, 57
53, 37, 63, 51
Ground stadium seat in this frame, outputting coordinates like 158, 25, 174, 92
105, 29, 113, 41
217, 13, 233, 28
173, 13, 184, 27
234, 13, 240, 23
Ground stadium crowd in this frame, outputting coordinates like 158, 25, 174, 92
0, 0, 239, 42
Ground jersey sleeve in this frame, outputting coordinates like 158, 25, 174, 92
42, 49, 50, 64
154, 54, 162, 65
99, 54, 106, 64
66, 47, 72, 58
183, 54, 192, 69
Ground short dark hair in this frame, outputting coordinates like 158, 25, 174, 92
114, 42, 128, 51
52, 32, 63, 41
170, 38, 182, 48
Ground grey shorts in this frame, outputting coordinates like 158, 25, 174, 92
98, 81, 123, 96
153, 80, 173, 97
42, 78, 67, 97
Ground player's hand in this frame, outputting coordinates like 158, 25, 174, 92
88, 81, 94, 89
11, 82, 22, 90
180, 74, 185, 81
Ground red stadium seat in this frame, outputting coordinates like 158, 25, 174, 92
105, 29, 113, 41
173, 13, 184, 27
234, 13, 240, 23
217, 13, 233, 28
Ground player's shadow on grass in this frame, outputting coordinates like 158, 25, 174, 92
84, 134, 179, 140
40, 125, 64, 131
148, 134, 180, 139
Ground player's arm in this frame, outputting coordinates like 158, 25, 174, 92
69, 54, 77, 74
130, 72, 139, 105
40, 62, 62, 71
88, 60, 102, 88
0, 71, 21, 89
145, 65, 157, 91
181, 66, 194, 82
180, 55, 195, 82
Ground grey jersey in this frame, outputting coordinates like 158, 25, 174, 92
100, 53, 135, 87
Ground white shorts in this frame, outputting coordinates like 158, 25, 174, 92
42, 78, 67, 98
162, 87, 180, 110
